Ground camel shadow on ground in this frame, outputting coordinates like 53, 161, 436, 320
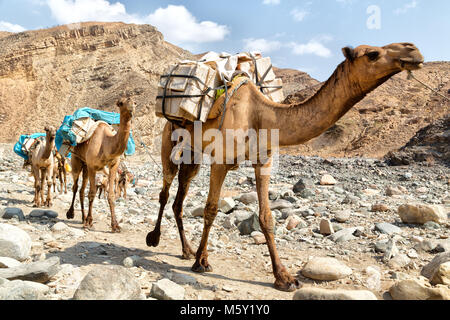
45, 237, 277, 291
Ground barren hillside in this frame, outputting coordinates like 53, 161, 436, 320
0, 22, 192, 145
280, 62, 450, 159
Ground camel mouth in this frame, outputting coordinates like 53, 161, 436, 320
400, 58, 424, 70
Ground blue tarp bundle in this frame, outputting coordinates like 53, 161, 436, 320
13, 133, 46, 160
55, 107, 135, 156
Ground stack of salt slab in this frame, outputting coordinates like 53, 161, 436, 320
155, 62, 219, 123
235, 52, 284, 103
155, 53, 284, 123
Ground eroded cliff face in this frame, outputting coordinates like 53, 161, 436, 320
0, 22, 193, 146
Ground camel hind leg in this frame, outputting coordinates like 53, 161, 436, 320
146, 123, 178, 247
79, 165, 89, 224
66, 155, 83, 220
172, 163, 200, 259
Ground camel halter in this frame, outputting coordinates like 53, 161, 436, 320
407, 70, 450, 102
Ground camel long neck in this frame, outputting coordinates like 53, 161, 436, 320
108, 112, 132, 158
258, 62, 397, 146
42, 136, 55, 159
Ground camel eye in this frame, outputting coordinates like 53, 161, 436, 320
367, 51, 380, 61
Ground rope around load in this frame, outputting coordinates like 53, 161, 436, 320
407, 70, 450, 102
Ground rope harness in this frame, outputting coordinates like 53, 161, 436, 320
407, 70, 450, 102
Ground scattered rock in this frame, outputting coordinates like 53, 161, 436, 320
0, 279, 50, 300
29, 209, 58, 219
421, 252, 450, 279
319, 219, 334, 235
335, 210, 351, 223
168, 270, 198, 286
0, 223, 31, 261
320, 174, 337, 186
293, 178, 314, 194
270, 199, 293, 211
237, 192, 258, 205
371, 204, 389, 212
150, 278, 185, 300
293, 287, 377, 300
73, 265, 144, 300
430, 262, 450, 286
0, 257, 21, 269
0, 256, 60, 283
398, 204, 447, 224
383, 239, 399, 262
286, 215, 302, 230
389, 278, 450, 300
251, 231, 266, 244
375, 223, 402, 235
301, 257, 352, 281
191, 206, 204, 218
219, 198, 236, 213
51, 222, 69, 233
1, 208, 25, 221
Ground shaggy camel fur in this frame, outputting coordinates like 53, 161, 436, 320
66, 97, 135, 232
146, 43, 424, 291
31, 126, 56, 207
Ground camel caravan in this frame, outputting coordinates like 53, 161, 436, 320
12, 42, 424, 292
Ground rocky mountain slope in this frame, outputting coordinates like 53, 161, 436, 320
0, 22, 192, 145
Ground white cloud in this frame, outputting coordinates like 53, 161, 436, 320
263, 0, 281, 5
289, 39, 332, 58
0, 21, 26, 32
45, 1, 229, 45
243, 38, 282, 54
46, 0, 137, 24
290, 9, 309, 22
394, 0, 418, 15
146, 5, 229, 45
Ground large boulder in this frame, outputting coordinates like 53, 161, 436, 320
389, 278, 450, 300
0, 256, 60, 283
301, 257, 352, 281
0, 223, 31, 261
73, 265, 144, 300
398, 204, 447, 224
150, 278, 185, 300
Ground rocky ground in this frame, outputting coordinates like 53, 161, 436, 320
0, 143, 449, 300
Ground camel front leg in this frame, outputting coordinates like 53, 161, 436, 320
66, 156, 83, 220
84, 168, 97, 230
79, 166, 88, 224
254, 159, 301, 292
147, 124, 179, 247
40, 168, 46, 207
32, 166, 41, 207
192, 164, 230, 273
107, 162, 121, 233
45, 166, 53, 207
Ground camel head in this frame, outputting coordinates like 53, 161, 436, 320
116, 96, 135, 119
342, 42, 424, 85
44, 126, 56, 140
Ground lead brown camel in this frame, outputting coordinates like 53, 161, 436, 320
66, 97, 135, 232
146, 43, 424, 291
31, 126, 56, 207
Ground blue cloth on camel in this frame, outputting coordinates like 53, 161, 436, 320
55, 107, 135, 156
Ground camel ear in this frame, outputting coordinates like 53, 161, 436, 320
342, 47, 355, 62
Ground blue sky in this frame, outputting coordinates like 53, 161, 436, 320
0, 0, 448, 80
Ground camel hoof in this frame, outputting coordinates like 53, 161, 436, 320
181, 250, 196, 260
274, 278, 302, 292
146, 230, 161, 247
191, 262, 213, 273
66, 210, 74, 220
111, 225, 121, 233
